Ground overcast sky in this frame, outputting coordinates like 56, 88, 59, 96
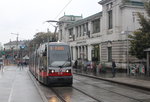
0, 0, 102, 45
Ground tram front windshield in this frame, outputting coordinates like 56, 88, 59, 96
49, 45, 71, 67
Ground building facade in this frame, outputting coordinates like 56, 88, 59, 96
0, 43, 3, 51
4, 40, 28, 50
58, 0, 147, 68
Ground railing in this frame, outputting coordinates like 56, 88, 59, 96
129, 64, 145, 76
73, 60, 107, 74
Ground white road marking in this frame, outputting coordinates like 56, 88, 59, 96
8, 69, 17, 102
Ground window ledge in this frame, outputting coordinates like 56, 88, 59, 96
107, 29, 113, 34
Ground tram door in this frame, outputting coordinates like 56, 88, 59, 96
39, 56, 47, 82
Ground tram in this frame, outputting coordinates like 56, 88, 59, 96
29, 42, 73, 86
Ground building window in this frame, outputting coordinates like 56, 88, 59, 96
76, 26, 78, 37
107, 2, 113, 10
71, 16, 75, 21
60, 30, 62, 40
123, 0, 144, 6
108, 47, 112, 62
82, 24, 86, 36
79, 25, 81, 37
108, 10, 113, 29
92, 19, 100, 33
92, 45, 100, 61
86, 23, 88, 32
69, 28, 73, 39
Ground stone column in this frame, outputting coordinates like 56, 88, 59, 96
84, 46, 87, 59
72, 46, 77, 60
80, 46, 83, 59
88, 45, 92, 61
77, 46, 80, 59
99, 43, 101, 62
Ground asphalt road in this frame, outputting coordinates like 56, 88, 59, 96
33, 73, 150, 102
0, 66, 44, 102
1, 66, 150, 102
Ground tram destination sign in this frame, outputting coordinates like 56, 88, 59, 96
49, 46, 65, 51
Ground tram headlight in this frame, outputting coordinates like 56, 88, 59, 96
49, 69, 55, 73
66, 69, 71, 73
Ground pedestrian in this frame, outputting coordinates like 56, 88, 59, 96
0, 58, 4, 71
18, 61, 23, 70
20, 61, 24, 70
112, 59, 116, 77
74, 60, 78, 69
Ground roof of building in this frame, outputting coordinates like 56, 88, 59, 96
4, 40, 29, 46
66, 12, 102, 29
98, 0, 111, 5
59, 14, 82, 20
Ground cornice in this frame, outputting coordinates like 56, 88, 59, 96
98, 0, 112, 5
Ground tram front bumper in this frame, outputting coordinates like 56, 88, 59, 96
47, 76, 73, 85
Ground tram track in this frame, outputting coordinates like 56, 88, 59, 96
49, 87, 67, 102
73, 78, 145, 102
72, 86, 102, 102
28, 70, 101, 102
28, 71, 66, 102
29, 71, 139, 102
49, 86, 101, 102
29, 70, 149, 102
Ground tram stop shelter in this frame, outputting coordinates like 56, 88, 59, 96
144, 48, 150, 76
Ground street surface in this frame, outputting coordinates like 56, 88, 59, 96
0, 66, 150, 102
34, 71, 150, 102
0, 66, 43, 102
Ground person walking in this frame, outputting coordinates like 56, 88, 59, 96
112, 59, 116, 77
0, 58, 4, 71
74, 60, 78, 69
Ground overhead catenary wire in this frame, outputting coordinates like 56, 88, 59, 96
55, 0, 73, 19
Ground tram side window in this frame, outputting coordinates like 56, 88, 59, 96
39, 56, 47, 70
43, 46, 47, 56
43, 56, 47, 68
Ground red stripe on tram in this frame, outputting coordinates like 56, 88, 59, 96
39, 72, 48, 77
48, 72, 72, 76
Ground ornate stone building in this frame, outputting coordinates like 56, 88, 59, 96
58, 0, 147, 68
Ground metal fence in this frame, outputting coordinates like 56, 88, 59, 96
129, 64, 145, 75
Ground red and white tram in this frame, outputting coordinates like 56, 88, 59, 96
29, 42, 73, 86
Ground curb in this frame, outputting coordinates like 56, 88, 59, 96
28, 71, 48, 102
74, 72, 150, 91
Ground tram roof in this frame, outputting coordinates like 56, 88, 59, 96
47, 42, 69, 46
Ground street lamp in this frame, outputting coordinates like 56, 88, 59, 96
121, 30, 129, 75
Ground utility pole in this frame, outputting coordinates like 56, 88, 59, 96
121, 30, 129, 75
11, 33, 19, 59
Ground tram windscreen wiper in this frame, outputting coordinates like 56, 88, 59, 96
50, 61, 70, 67
59, 61, 71, 68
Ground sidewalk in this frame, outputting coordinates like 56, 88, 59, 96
73, 69, 150, 91
0, 66, 44, 102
